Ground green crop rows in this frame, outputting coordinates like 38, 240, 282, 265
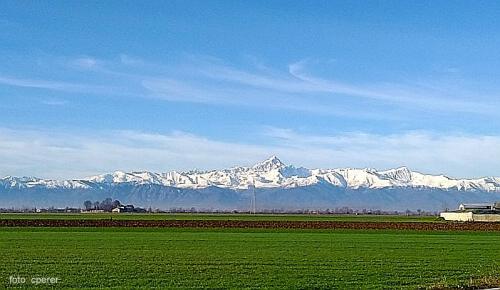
1, 227, 499, 289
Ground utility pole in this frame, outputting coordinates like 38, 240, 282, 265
248, 177, 256, 214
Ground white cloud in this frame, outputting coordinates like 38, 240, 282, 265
264, 127, 500, 178
70, 57, 99, 70
287, 59, 496, 114
40, 98, 67, 106
0, 74, 134, 97
0, 76, 85, 91
137, 56, 498, 115
0, 127, 499, 180
0, 128, 273, 179
2, 54, 498, 118
119, 54, 145, 66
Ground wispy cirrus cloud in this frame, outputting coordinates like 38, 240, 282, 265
3, 54, 497, 117
140, 56, 498, 116
0, 76, 86, 91
288, 60, 496, 114
69, 57, 100, 70
141, 56, 494, 113
40, 98, 68, 106
0, 74, 136, 97
119, 54, 145, 66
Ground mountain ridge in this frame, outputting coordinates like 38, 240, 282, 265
2, 156, 499, 192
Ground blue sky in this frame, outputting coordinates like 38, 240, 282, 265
1, 1, 500, 179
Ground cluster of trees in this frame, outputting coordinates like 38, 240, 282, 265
83, 198, 121, 211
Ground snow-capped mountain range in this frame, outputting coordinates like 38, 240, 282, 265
2, 156, 500, 192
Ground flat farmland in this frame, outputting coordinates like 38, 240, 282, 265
0, 213, 440, 222
2, 227, 500, 289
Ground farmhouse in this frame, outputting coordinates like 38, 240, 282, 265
440, 202, 500, 222
458, 203, 493, 211
112, 205, 135, 213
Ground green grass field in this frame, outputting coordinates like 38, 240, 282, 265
0, 213, 441, 222
1, 227, 499, 289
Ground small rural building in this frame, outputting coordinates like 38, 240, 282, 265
440, 211, 474, 222
440, 202, 500, 222
112, 205, 135, 213
458, 203, 493, 211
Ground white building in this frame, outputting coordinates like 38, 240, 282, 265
458, 203, 493, 211
111, 205, 135, 213
440, 202, 500, 222
440, 211, 474, 222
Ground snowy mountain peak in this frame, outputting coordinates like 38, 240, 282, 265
379, 166, 412, 182
3, 158, 500, 193
252, 156, 285, 171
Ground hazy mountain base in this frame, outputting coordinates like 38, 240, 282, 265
2, 182, 500, 211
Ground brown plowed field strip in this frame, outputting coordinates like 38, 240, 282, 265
1, 219, 500, 231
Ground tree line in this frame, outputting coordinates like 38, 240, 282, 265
83, 198, 122, 211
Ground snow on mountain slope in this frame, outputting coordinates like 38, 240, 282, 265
2, 156, 499, 192
0, 176, 91, 189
